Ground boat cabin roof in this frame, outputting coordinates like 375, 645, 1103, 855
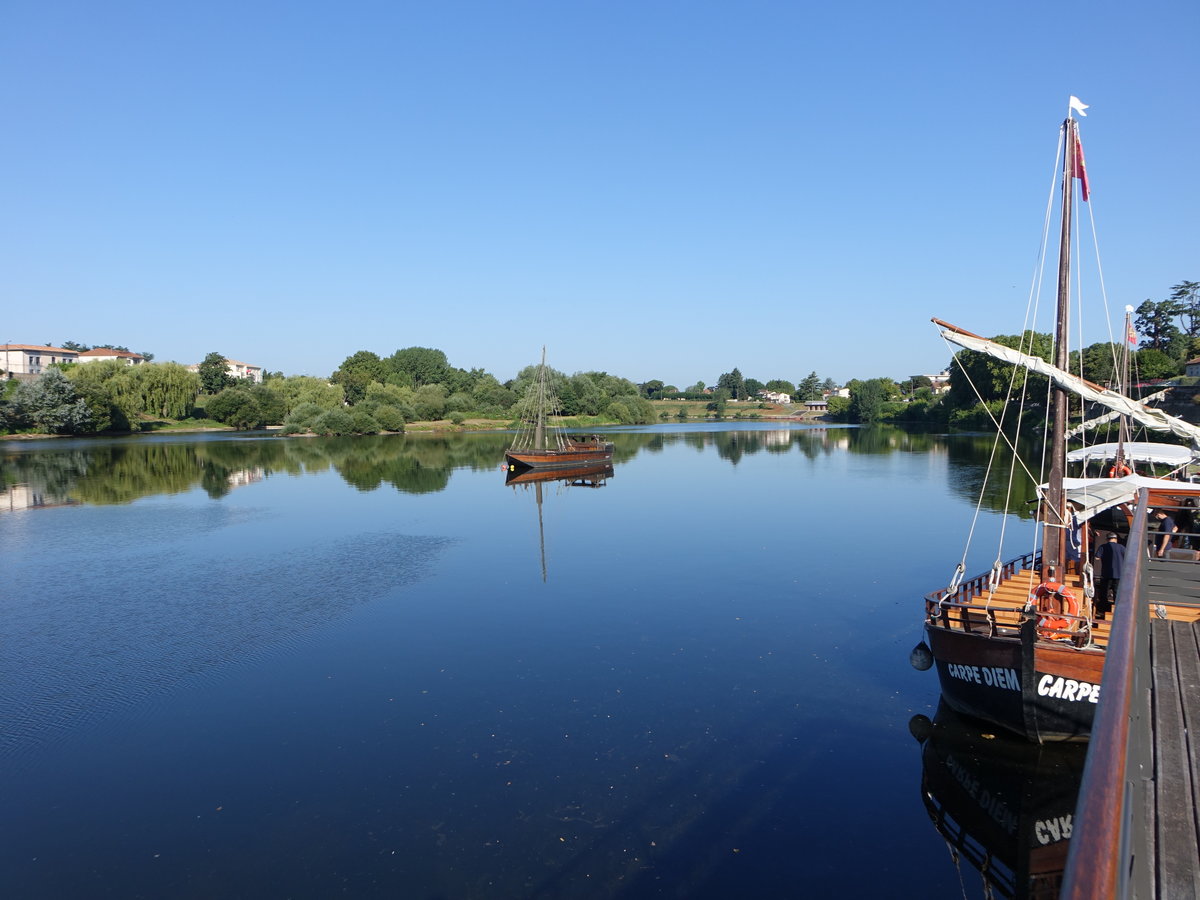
1066, 442, 1196, 466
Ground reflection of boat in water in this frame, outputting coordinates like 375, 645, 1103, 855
505, 463, 613, 488
912, 702, 1086, 900
505, 348, 613, 472
916, 100, 1200, 742
505, 461, 614, 580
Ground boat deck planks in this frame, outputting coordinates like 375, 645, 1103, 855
956, 569, 1112, 647
1150, 617, 1200, 897
1145, 558, 1200, 609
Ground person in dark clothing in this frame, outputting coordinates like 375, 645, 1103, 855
1094, 532, 1125, 620
1176, 500, 1196, 550
1152, 509, 1179, 558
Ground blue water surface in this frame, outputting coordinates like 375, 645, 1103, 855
0, 425, 1034, 898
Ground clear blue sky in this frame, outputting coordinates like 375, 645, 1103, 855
2, 0, 1196, 387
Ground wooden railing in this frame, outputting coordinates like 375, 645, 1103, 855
922, 550, 1039, 604
1059, 489, 1153, 899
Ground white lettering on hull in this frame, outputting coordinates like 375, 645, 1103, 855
1036, 674, 1101, 703
944, 663, 1020, 691
1035, 814, 1074, 844
944, 754, 1018, 836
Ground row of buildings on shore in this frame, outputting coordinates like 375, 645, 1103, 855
0, 344, 263, 384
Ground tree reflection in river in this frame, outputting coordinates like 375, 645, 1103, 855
2, 424, 1040, 519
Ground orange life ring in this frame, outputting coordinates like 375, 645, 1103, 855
1033, 581, 1080, 638
1107, 464, 1132, 478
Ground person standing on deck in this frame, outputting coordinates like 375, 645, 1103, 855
1065, 518, 1082, 575
1094, 533, 1125, 620
1152, 509, 1179, 558
1176, 500, 1196, 549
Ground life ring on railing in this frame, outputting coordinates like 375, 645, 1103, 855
1107, 463, 1133, 478
1033, 580, 1079, 639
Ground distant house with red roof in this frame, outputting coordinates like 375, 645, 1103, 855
1, 344, 79, 376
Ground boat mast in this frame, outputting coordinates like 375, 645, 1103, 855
534, 346, 547, 450
1043, 116, 1079, 579
1116, 306, 1133, 468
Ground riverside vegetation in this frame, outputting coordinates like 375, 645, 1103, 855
4, 282, 1198, 439
0, 347, 836, 438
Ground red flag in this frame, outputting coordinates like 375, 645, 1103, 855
1127, 321, 1138, 346
1072, 134, 1090, 201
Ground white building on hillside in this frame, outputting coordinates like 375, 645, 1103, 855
1, 344, 80, 375
187, 358, 264, 384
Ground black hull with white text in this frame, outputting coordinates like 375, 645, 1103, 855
924, 610, 1102, 743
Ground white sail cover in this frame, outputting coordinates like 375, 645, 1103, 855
1065, 441, 1196, 467
1047, 474, 1200, 523
1066, 390, 1167, 438
940, 328, 1200, 446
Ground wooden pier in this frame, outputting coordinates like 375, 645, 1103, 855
1061, 492, 1200, 898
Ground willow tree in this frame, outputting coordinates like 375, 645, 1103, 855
135, 363, 200, 418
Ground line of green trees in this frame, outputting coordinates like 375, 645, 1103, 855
329, 347, 660, 426
638, 370, 837, 403
1, 344, 674, 435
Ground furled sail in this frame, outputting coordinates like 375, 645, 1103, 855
936, 324, 1200, 446
1065, 390, 1167, 439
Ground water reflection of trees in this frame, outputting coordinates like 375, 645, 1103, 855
944, 434, 1042, 521
1, 426, 1031, 516
0, 433, 517, 507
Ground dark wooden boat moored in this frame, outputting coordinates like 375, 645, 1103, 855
505, 347, 614, 472
916, 99, 1200, 742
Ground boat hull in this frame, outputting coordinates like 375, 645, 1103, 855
504, 444, 614, 471
926, 622, 1103, 743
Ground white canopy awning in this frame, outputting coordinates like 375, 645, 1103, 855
1066, 442, 1196, 467
1044, 474, 1200, 523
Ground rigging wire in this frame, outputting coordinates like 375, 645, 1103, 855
938, 125, 1064, 596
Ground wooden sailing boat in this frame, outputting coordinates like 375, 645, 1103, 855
504, 348, 614, 471
916, 101, 1200, 742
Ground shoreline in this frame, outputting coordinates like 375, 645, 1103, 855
3, 412, 832, 442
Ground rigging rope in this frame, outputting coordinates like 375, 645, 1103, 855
937, 125, 1063, 598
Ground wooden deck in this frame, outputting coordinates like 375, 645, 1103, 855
958, 563, 1200, 637
1060, 498, 1200, 899
1149, 613, 1200, 896
948, 568, 1114, 644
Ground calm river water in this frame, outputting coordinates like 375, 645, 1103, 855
1, 424, 1081, 899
